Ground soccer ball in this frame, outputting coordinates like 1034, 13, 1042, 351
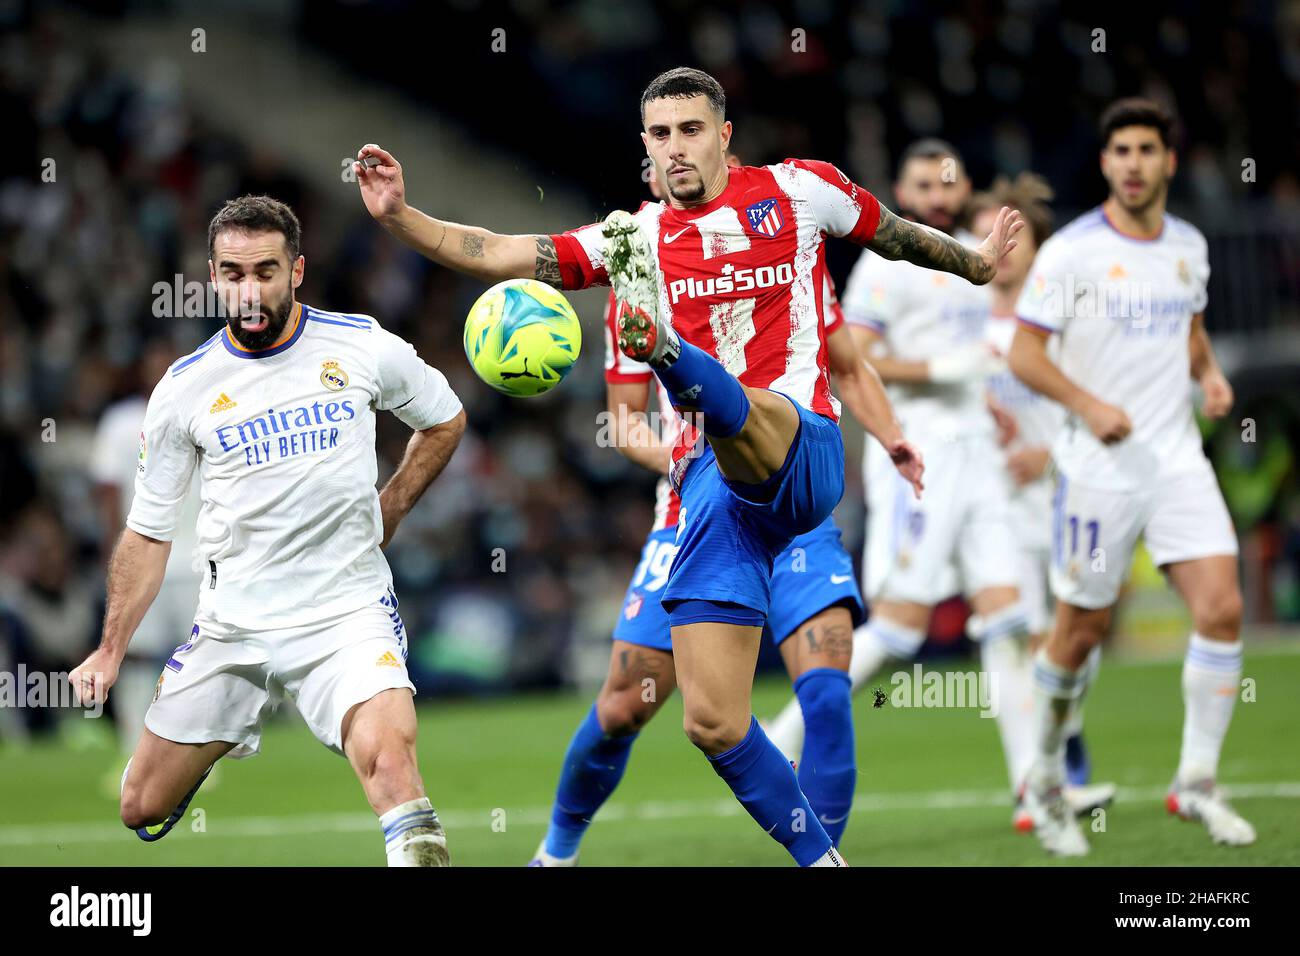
463, 278, 582, 397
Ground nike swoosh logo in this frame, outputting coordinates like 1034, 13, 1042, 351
819, 811, 850, 825
663, 227, 693, 243
830, 574, 852, 584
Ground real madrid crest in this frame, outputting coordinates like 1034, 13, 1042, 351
1176, 259, 1191, 285
321, 359, 348, 391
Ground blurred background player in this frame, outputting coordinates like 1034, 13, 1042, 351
1010, 98, 1252, 855
90, 337, 203, 791
354, 66, 1007, 867
69, 196, 467, 866
765, 140, 1040, 813
530, 158, 922, 865
972, 174, 1115, 829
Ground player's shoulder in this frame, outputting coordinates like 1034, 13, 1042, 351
302, 303, 380, 333
1034, 207, 1111, 264
1163, 212, 1208, 252
766, 157, 858, 194
168, 329, 225, 381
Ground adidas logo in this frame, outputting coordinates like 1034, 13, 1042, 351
209, 393, 237, 413
375, 651, 402, 668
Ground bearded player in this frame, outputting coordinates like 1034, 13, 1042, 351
529, 158, 922, 866
69, 196, 466, 866
1009, 98, 1251, 855
356, 67, 1018, 867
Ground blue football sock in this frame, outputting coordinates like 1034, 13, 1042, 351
793, 668, 856, 846
653, 338, 750, 438
707, 715, 833, 866
1065, 732, 1091, 787
543, 703, 638, 858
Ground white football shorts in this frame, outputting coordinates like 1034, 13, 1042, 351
864, 435, 1020, 605
145, 590, 415, 759
1049, 456, 1239, 610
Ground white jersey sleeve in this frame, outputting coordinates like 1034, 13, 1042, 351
373, 327, 463, 430
1188, 228, 1210, 314
1014, 234, 1073, 334
127, 374, 199, 542
774, 159, 881, 244
841, 249, 902, 334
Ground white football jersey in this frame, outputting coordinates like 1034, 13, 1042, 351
92, 395, 202, 580
1015, 207, 1210, 491
127, 303, 463, 630
841, 229, 993, 443
985, 313, 1067, 454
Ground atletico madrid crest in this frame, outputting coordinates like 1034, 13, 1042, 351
745, 198, 785, 237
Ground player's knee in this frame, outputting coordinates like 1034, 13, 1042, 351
1193, 587, 1242, 639
596, 688, 657, 737
682, 706, 747, 756
119, 784, 168, 831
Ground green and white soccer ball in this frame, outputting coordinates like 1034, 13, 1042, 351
463, 278, 582, 397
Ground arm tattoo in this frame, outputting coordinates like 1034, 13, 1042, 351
869, 205, 992, 284
461, 234, 485, 258
533, 235, 561, 286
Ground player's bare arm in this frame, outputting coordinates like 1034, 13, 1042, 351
379, 409, 467, 549
1189, 313, 1233, 418
607, 380, 671, 476
1008, 324, 1131, 443
868, 203, 1024, 285
354, 144, 558, 286
827, 323, 923, 496
69, 528, 172, 706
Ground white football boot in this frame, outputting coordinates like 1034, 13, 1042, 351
602, 210, 678, 367
527, 841, 579, 867
1166, 778, 1256, 846
1023, 774, 1090, 857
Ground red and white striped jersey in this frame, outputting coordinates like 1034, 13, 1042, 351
603, 237, 851, 532
555, 159, 880, 422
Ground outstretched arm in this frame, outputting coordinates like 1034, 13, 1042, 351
379, 410, 467, 549
355, 144, 562, 286
867, 204, 1024, 286
828, 323, 924, 497
70, 528, 171, 706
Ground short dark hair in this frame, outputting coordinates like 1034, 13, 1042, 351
969, 172, 1055, 245
1099, 97, 1176, 148
640, 67, 726, 124
897, 137, 965, 177
207, 195, 302, 261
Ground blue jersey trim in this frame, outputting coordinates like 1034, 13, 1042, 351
221, 305, 308, 360
170, 331, 224, 377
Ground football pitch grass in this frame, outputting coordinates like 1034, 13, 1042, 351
2, 647, 1297, 867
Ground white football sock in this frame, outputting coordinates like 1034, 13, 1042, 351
1177, 632, 1243, 784
972, 605, 1035, 791
379, 796, 448, 867
849, 617, 924, 692
808, 846, 848, 867
765, 694, 807, 764
1027, 648, 1087, 788
1064, 644, 1101, 737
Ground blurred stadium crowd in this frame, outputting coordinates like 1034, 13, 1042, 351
1, 1, 1299, 743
